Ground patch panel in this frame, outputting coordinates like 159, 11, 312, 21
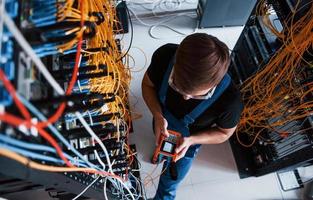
0, 0, 142, 199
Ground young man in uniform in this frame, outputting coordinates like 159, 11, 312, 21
142, 33, 243, 200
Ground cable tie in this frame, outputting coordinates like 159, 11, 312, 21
101, 104, 109, 113
30, 118, 38, 137
67, 100, 74, 107
18, 124, 30, 136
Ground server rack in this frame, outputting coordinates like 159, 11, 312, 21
197, 0, 257, 28
0, 0, 143, 199
228, 0, 313, 178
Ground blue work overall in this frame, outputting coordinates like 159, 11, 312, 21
153, 58, 231, 200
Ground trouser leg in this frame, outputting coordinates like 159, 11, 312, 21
153, 156, 194, 200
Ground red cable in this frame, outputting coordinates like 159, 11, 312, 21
67, 0, 84, 95
1, 0, 84, 125
0, 69, 31, 121
0, 113, 73, 167
36, 127, 73, 167
0, 21, 84, 128
37, 1, 84, 128
0, 71, 72, 167
37, 103, 66, 128
36, 36, 82, 128
0, 0, 86, 168
0, 70, 72, 166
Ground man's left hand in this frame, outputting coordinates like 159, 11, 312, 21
174, 137, 194, 162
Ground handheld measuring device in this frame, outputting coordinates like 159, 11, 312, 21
152, 130, 181, 164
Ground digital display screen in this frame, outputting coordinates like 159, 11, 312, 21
162, 142, 174, 153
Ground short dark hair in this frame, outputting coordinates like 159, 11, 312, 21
174, 33, 230, 94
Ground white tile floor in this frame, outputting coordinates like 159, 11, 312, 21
122, 4, 310, 200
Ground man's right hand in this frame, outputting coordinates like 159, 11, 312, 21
154, 114, 169, 146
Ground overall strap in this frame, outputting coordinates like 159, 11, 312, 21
163, 110, 187, 133
159, 57, 175, 105
157, 56, 188, 135
183, 74, 231, 126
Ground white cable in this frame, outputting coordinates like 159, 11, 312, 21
75, 111, 114, 173
128, 7, 198, 39
72, 176, 100, 200
2, 10, 114, 173
126, 1, 158, 11
95, 149, 107, 170
184, 0, 197, 4
89, 107, 134, 200
149, 14, 199, 39
86, 110, 107, 171
128, 5, 193, 26
116, 179, 135, 200
128, 7, 159, 26
103, 177, 109, 200
137, 0, 179, 16
129, 172, 145, 200
127, 0, 190, 13
2, 11, 65, 95
87, 111, 94, 125
107, 177, 136, 200
127, 0, 197, 18
160, 0, 181, 11
89, 113, 107, 171
3, 8, 136, 200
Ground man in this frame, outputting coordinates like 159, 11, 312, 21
142, 33, 243, 200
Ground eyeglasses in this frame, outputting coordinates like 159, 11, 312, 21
168, 69, 216, 100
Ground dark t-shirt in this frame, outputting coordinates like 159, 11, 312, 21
147, 43, 244, 134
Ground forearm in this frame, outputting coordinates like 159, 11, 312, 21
175, 127, 235, 161
142, 80, 162, 118
189, 127, 234, 145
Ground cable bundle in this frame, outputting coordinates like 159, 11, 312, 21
237, 1, 313, 147
0, 0, 141, 199
23, 0, 104, 57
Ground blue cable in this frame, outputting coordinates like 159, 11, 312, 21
0, 135, 89, 167
63, 49, 79, 55
18, 95, 102, 171
31, 11, 56, 20
31, 15, 56, 24
0, 134, 59, 152
33, 2, 56, 9
32, 6, 56, 15
64, 110, 100, 122
33, 20, 57, 28
0, 134, 87, 167
63, 60, 88, 67
32, 0, 56, 4
75, 81, 89, 88
66, 109, 99, 117
33, 45, 58, 55
78, 80, 89, 85
72, 88, 90, 94
42, 30, 67, 38
33, 43, 58, 51
37, 50, 60, 58
0, 143, 65, 164
32, 44, 77, 57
